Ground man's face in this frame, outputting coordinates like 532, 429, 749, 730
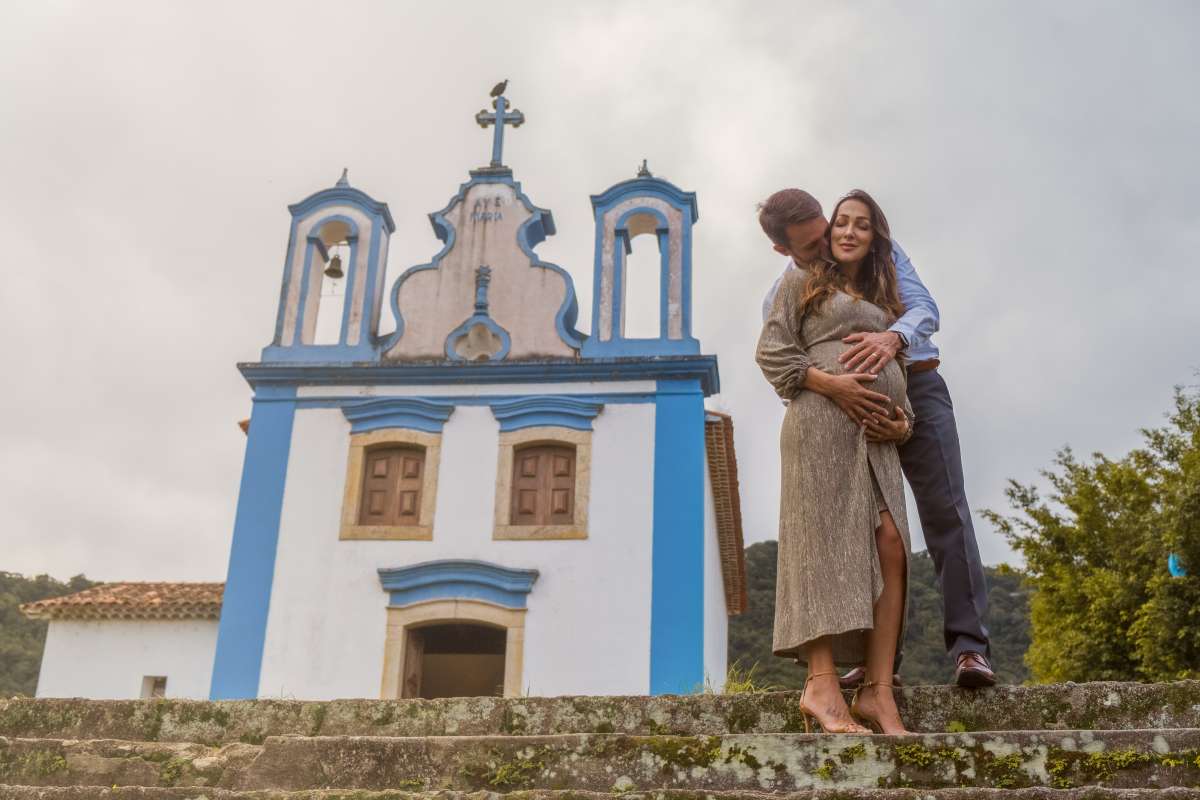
772, 215, 829, 266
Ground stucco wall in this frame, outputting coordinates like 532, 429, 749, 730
36, 619, 217, 699
257, 383, 658, 699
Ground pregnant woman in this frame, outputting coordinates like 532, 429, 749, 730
756, 190, 914, 735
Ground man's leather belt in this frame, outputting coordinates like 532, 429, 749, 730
908, 358, 940, 374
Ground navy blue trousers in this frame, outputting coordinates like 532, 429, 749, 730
898, 368, 991, 662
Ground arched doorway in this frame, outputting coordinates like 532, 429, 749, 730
403, 622, 506, 699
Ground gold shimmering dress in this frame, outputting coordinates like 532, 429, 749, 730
755, 267, 914, 665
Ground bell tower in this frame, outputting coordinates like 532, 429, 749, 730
581, 165, 700, 358
263, 170, 396, 362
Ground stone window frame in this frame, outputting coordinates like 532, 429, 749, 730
380, 599, 526, 698
340, 428, 441, 541
493, 426, 591, 540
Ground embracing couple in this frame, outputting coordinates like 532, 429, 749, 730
755, 188, 994, 735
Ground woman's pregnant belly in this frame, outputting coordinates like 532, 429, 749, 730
807, 340, 908, 412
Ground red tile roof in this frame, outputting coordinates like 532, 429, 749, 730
20, 582, 224, 621
704, 412, 748, 616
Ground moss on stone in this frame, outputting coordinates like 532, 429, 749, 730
984, 752, 1026, 789
644, 736, 723, 770
20, 750, 68, 778
157, 756, 191, 787
458, 746, 550, 790
721, 742, 761, 770
723, 698, 760, 733
945, 720, 967, 733
893, 743, 936, 769
594, 721, 615, 734
838, 742, 867, 764
813, 758, 836, 780
238, 730, 266, 745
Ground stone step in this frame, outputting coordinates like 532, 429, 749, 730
3, 682, 1198, 744
3, 788, 1200, 800
2, 730, 1199, 792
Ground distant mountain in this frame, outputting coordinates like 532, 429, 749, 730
0, 572, 97, 697
728, 542, 1031, 689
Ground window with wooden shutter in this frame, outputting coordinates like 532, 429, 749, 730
359, 445, 426, 526
510, 444, 575, 525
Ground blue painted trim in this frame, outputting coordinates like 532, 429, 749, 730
590, 176, 699, 221
583, 177, 701, 359
381, 170, 585, 355
286, 392, 656, 409
649, 379, 706, 695
445, 315, 512, 362
240, 355, 721, 396
342, 397, 456, 433
288, 186, 396, 233
379, 559, 540, 609
490, 396, 604, 431
209, 390, 297, 699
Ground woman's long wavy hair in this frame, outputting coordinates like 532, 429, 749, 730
796, 189, 905, 330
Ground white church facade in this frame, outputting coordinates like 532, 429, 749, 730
24, 91, 747, 700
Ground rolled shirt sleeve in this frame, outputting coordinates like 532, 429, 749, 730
888, 241, 941, 361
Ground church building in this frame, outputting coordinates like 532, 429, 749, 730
24, 90, 747, 700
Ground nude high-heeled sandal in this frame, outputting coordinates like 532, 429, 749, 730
850, 680, 910, 735
800, 671, 871, 734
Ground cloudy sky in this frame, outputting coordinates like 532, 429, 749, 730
2, 1, 1197, 582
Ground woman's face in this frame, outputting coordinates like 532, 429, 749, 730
829, 199, 874, 265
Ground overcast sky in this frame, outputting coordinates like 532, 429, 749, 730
2, 1, 1197, 582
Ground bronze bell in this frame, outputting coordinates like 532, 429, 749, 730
324, 254, 344, 280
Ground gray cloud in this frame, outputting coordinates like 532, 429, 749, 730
2, 0, 1197, 581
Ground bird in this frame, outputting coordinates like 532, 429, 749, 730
490, 80, 508, 98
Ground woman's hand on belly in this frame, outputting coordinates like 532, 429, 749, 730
804, 367, 893, 426
865, 405, 911, 443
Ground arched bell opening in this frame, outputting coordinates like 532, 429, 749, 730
310, 218, 356, 346
618, 210, 666, 340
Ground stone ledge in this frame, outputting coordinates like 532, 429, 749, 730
2, 682, 1197, 744
3, 730, 1200, 792
2, 784, 1200, 799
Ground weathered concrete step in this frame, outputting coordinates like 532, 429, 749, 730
3, 682, 1198, 744
2, 786, 1200, 800
3, 731, 1200, 792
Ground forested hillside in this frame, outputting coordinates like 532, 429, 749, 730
728, 542, 1031, 688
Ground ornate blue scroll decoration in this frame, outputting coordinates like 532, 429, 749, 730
378, 559, 540, 609
490, 396, 605, 432
445, 265, 512, 361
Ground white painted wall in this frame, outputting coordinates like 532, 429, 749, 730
702, 456, 729, 692
258, 385, 657, 699
35, 619, 217, 699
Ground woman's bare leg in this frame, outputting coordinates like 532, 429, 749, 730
856, 510, 909, 733
801, 636, 869, 733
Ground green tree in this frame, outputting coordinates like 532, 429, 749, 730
984, 386, 1200, 682
0, 572, 96, 696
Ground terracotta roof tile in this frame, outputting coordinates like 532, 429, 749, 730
20, 582, 223, 621
704, 411, 748, 616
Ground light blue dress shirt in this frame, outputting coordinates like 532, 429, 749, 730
760, 240, 941, 363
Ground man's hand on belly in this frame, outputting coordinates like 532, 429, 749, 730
839, 331, 903, 375
804, 368, 892, 425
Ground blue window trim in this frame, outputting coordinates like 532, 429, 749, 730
649, 378, 706, 694
209, 387, 297, 699
342, 397, 457, 434
490, 396, 605, 432
378, 559, 540, 609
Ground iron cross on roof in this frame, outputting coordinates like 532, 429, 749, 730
475, 87, 525, 169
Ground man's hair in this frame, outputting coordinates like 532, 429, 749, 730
757, 189, 823, 247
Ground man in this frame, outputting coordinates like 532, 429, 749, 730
758, 188, 995, 688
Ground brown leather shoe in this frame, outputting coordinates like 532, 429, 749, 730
838, 666, 903, 690
955, 651, 996, 688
